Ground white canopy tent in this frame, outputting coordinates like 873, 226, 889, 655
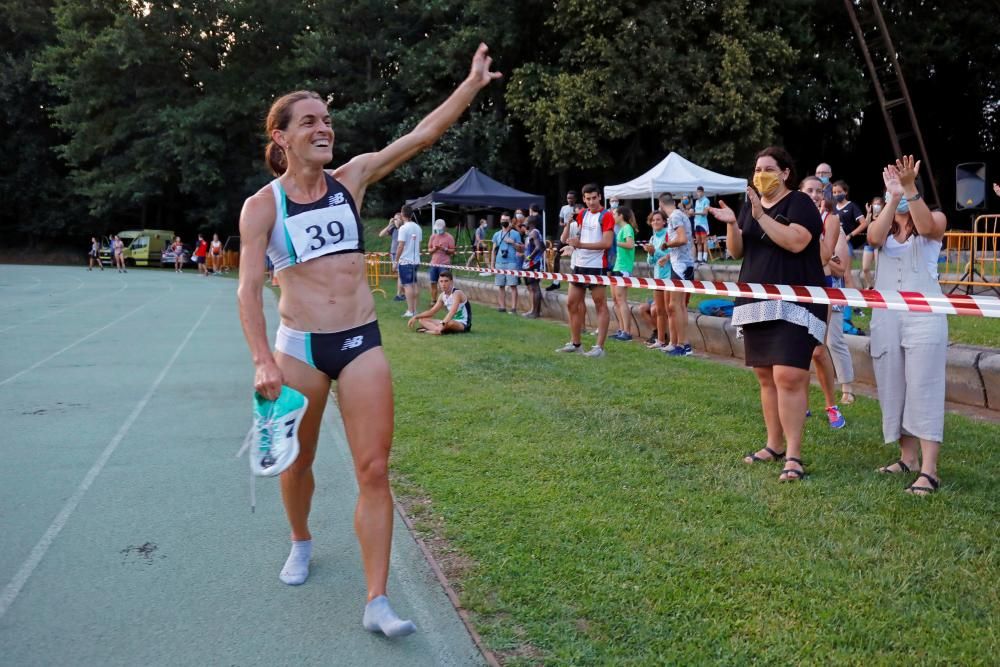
604, 151, 748, 212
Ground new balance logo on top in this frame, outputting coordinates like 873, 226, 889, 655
341, 335, 364, 351
331, 192, 345, 206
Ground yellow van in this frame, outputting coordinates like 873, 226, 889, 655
100, 229, 174, 266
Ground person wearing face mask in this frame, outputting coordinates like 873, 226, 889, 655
868, 156, 948, 496
860, 196, 884, 289
709, 147, 827, 483
491, 214, 522, 313
427, 219, 456, 305
832, 181, 866, 249
815, 163, 833, 200
800, 175, 853, 422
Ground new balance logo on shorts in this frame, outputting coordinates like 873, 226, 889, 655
341, 335, 364, 351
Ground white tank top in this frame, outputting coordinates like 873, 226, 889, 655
266, 173, 364, 273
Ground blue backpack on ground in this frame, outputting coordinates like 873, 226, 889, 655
698, 299, 735, 318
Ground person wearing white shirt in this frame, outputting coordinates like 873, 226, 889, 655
555, 184, 614, 357
547, 190, 578, 291
395, 205, 422, 317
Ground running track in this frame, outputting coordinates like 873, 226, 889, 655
0, 265, 483, 666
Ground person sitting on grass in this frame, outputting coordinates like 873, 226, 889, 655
407, 271, 471, 334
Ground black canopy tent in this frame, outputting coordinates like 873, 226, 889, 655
406, 167, 548, 239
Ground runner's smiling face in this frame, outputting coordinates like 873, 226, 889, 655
274, 98, 335, 166
583, 191, 602, 212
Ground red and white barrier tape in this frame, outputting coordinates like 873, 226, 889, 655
411, 262, 1000, 318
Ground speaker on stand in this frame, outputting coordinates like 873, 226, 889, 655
953, 162, 990, 295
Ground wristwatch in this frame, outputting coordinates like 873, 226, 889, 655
905, 192, 922, 202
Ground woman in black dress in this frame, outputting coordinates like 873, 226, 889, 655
708, 147, 827, 481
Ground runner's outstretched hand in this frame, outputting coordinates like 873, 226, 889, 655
468, 43, 503, 88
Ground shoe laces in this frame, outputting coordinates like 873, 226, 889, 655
234, 401, 277, 514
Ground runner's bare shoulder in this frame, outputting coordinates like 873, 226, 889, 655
240, 184, 278, 235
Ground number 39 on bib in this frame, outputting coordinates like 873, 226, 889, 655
284, 205, 360, 264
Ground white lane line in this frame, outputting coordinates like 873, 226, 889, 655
0, 282, 174, 387
0, 282, 130, 334
0, 296, 219, 620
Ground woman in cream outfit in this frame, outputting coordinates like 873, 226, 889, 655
867, 156, 948, 495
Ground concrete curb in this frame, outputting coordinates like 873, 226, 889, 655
420, 274, 999, 413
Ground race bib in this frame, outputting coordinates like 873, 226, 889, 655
284, 205, 360, 264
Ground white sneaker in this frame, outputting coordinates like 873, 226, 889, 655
402, 311, 414, 317
661, 344, 677, 353
646, 341, 665, 350
555, 342, 583, 353
238, 386, 308, 478
582, 346, 605, 358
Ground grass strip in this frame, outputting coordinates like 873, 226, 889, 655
374, 285, 999, 665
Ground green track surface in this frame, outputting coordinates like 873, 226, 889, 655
0, 266, 483, 667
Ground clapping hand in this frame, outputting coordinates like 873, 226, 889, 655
746, 187, 763, 219
883, 164, 904, 198
895, 155, 921, 190
708, 200, 737, 225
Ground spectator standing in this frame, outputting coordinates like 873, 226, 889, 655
491, 213, 521, 313
801, 175, 850, 427
710, 147, 827, 483
868, 156, 948, 495
379, 213, 405, 300
395, 206, 422, 318
661, 193, 695, 355
194, 234, 209, 276
833, 180, 866, 249
642, 211, 670, 350
692, 186, 712, 263
210, 233, 223, 274
427, 219, 456, 304
555, 183, 614, 357
610, 205, 637, 340
521, 215, 545, 318
547, 190, 578, 291
88, 237, 103, 271
859, 196, 883, 289
172, 236, 185, 273
113, 235, 126, 273
815, 162, 834, 200
466, 218, 489, 271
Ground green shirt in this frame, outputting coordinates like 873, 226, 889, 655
613, 225, 636, 273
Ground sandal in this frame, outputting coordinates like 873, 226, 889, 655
779, 457, 806, 482
744, 446, 786, 464
877, 459, 912, 475
840, 392, 856, 405
905, 473, 940, 496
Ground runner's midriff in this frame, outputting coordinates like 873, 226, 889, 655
277, 253, 374, 332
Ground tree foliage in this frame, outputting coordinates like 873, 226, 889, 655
1, 0, 996, 244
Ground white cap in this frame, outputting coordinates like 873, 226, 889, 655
432, 219, 445, 232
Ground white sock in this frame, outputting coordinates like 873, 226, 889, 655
363, 595, 417, 637
279, 539, 312, 585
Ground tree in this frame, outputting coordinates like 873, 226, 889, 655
0, 0, 74, 242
